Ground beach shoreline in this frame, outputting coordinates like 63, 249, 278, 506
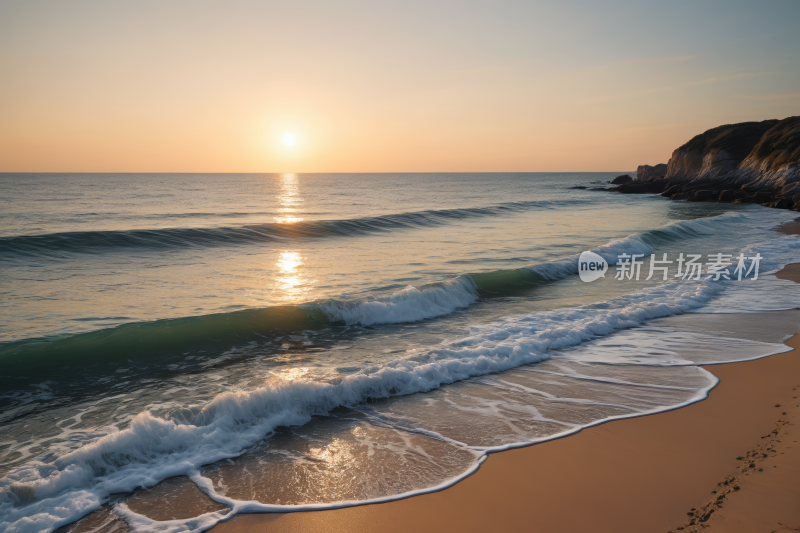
54, 221, 800, 533
206, 225, 800, 533
207, 339, 800, 533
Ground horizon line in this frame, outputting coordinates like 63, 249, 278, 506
0, 170, 639, 175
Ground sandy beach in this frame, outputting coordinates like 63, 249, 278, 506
209, 223, 800, 533
209, 340, 800, 533
4, 4, 800, 532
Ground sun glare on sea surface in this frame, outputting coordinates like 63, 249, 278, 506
275, 250, 314, 303
282, 132, 296, 147
275, 173, 304, 223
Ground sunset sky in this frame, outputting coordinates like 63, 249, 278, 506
1, 0, 798, 173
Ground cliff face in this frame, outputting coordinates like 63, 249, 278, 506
730, 118, 800, 196
665, 120, 779, 182
619, 116, 800, 210
636, 164, 667, 181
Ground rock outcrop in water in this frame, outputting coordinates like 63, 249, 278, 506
610, 174, 633, 185
614, 116, 800, 211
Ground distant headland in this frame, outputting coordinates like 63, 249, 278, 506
610, 116, 800, 211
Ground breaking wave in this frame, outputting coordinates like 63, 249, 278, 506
0, 278, 728, 533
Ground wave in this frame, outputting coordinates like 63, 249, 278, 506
0, 211, 775, 386
0, 279, 726, 533
0, 201, 554, 257
3, 209, 799, 533
0, 279, 481, 387
0, 306, 321, 384
321, 276, 479, 326
475, 212, 750, 293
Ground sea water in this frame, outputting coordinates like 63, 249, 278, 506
1, 173, 799, 533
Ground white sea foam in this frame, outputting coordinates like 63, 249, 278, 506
0, 276, 727, 533
320, 275, 479, 326
316, 209, 798, 327
318, 211, 757, 327
694, 233, 800, 313
3, 207, 799, 533
557, 327, 793, 366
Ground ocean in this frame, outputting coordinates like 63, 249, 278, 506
1, 173, 800, 533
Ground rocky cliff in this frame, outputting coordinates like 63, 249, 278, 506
636, 163, 667, 181
615, 116, 800, 210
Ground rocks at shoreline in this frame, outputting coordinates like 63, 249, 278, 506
636, 164, 667, 181
611, 116, 800, 211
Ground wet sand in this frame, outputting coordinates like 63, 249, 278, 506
209, 339, 800, 533
211, 251, 800, 531
776, 262, 800, 283
777, 219, 800, 237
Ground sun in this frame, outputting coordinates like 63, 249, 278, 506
282, 132, 296, 147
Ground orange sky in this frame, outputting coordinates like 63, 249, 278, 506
1, 1, 798, 173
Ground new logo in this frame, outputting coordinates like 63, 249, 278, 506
578, 251, 608, 282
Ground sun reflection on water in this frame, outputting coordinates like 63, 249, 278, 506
276, 250, 314, 303
270, 366, 311, 382
269, 174, 315, 303
277, 250, 302, 272
274, 173, 304, 223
